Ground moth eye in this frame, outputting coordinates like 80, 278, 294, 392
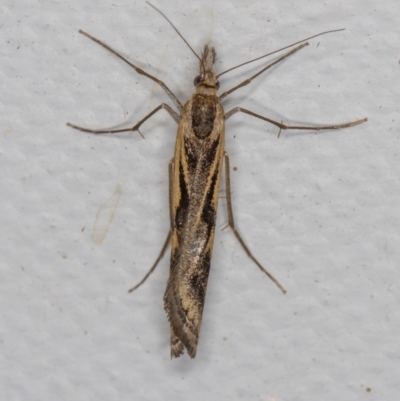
216, 80, 220, 90
193, 75, 202, 86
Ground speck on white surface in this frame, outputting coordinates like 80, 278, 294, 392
1, 0, 399, 400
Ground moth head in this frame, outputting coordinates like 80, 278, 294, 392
193, 45, 219, 90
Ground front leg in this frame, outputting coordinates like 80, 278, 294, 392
77, 30, 183, 111
219, 43, 309, 101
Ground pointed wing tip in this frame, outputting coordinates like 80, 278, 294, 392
171, 337, 185, 359
169, 323, 199, 359
170, 343, 198, 359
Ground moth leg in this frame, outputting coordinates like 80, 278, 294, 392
219, 42, 309, 101
224, 107, 367, 131
223, 152, 286, 294
76, 30, 183, 111
128, 159, 174, 293
67, 103, 179, 136
168, 158, 175, 231
128, 230, 171, 292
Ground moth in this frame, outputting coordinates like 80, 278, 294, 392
67, 2, 367, 358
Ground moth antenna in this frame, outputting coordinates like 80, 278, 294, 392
216, 28, 345, 78
146, 2, 206, 74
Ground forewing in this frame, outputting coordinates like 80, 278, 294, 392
164, 94, 225, 358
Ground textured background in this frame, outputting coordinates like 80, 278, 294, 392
1, 0, 399, 400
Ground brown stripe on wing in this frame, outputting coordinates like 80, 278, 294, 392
164, 250, 211, 358
200, 168, 219, 238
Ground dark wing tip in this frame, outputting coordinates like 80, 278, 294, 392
171, 336, 185, 358
164, 281, 200, 358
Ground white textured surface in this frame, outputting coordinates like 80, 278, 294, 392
1, 0, 399, 400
